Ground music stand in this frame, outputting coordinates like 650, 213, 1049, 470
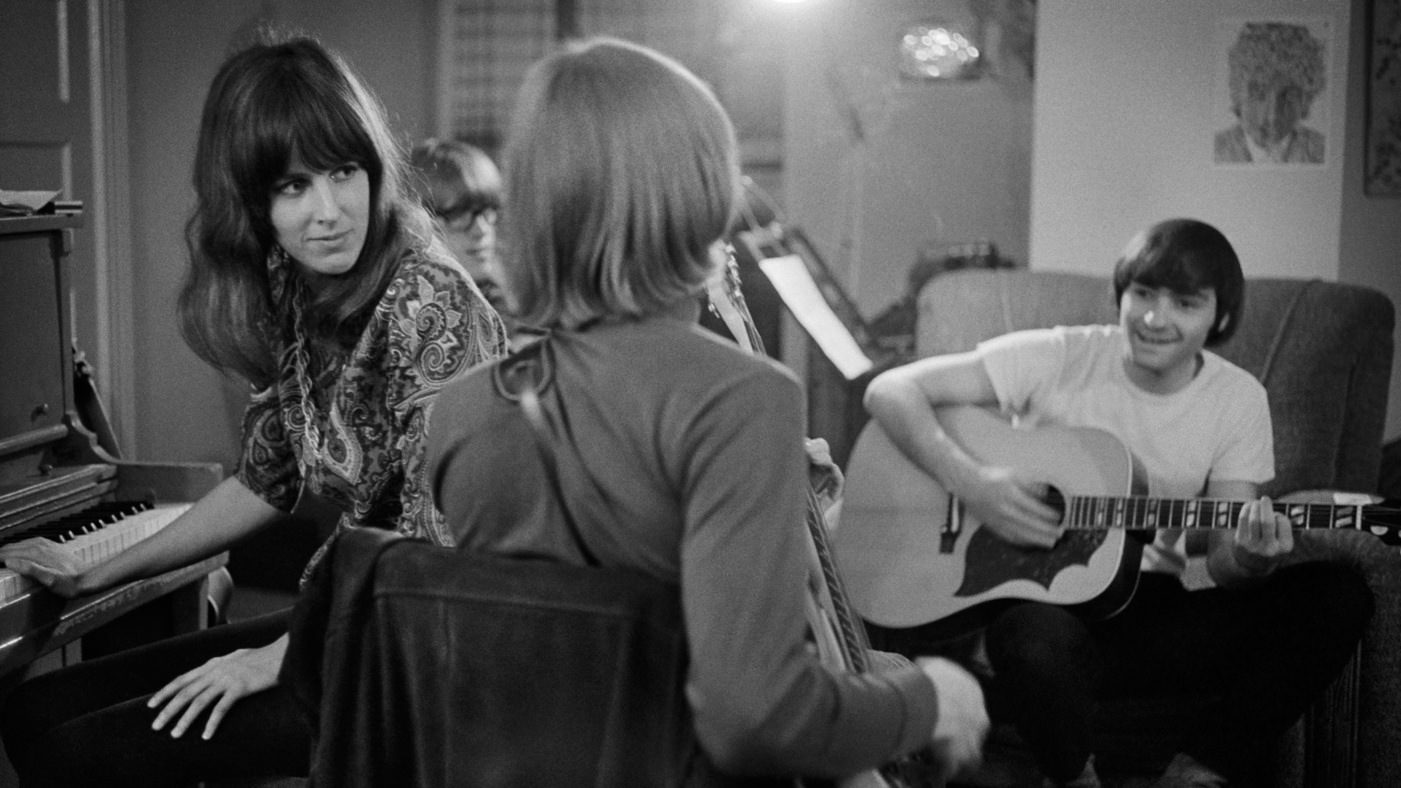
732, 224, 889, 381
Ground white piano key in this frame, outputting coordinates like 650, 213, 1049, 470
0, 503, 191, 603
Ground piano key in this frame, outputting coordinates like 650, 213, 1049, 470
0, 502, 191, 602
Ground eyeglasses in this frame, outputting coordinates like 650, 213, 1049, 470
441, 206, 498, 233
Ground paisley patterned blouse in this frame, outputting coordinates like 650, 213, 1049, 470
235, 246, 507, 570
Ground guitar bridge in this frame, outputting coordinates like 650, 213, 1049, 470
940, 493, 962, 554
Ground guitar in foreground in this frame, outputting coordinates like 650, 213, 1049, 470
707, 255, 945, 788
832, 406, 1401, 638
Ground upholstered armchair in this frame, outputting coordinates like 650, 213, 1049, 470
877, 269, 1397, 786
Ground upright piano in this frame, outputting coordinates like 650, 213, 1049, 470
0, 213, 226, 680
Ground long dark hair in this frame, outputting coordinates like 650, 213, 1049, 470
178, 32, 436, 387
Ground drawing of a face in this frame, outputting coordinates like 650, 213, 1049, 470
1226, 22, 1326, 153
1240, 79, 1308, 149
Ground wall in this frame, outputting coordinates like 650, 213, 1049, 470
1031, 0, 1349, 275
1031, 0, 1401, 441
782, 0, 1034, 318
1340, 0, 1401, 440
125, 0, 436, 466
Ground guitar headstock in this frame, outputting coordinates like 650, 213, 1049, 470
718, 246, 751, 307
704, 244, 766, 355
1361, 498, 1401, 546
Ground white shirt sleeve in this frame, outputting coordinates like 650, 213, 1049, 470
1208, 374, 1275, 485
976, 328, 1069, 416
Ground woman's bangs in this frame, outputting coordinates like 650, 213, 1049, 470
250, 79, 375, 187
291, 88, 375, 173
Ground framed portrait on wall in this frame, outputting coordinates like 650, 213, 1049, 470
1212, 17, 1334, 167
1366, 0, 1401, 195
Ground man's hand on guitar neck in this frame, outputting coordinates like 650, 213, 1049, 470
1209, 493, 1295, 586
951, 463, 1064, 549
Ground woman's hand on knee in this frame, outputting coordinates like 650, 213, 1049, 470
147, 634, 289, 740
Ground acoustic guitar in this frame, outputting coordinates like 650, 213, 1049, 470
833, 405, 1401, 639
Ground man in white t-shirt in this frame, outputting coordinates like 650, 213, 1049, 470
863, 219, 1372, 787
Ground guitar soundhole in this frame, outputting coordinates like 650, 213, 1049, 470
954, 484, 1106, 599
1044, 485, 1067, 520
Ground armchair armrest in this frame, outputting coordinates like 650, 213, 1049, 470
1275, 490, 1401, 788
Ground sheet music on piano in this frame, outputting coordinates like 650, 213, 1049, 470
0, 213, 226, 678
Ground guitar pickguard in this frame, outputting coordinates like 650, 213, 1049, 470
956, 528, 1109, 597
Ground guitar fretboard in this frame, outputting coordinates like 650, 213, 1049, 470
1066, 497, 1362, 533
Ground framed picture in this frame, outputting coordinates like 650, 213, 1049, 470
1212, 17, 1334, 167
1366, 0, 1401, 195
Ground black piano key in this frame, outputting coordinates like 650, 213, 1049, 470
0, 499, 153, 548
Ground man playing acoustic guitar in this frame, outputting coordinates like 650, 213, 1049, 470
861, 218, 1372, 787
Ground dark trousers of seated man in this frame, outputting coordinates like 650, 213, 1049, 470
974, 561, 1372, 785
1, 610, 307, 788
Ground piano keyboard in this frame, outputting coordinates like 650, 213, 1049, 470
0, 500, 192, 602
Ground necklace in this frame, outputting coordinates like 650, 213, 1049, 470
288, 285, 362, 483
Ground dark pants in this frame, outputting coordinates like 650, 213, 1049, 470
980, 562, 1374, 784
1, 609, 309, 787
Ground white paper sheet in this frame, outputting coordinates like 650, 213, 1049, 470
758, 254, 873, 380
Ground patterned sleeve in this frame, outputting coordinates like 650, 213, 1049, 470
234, 384, 302, 513
381, 254, 508, 544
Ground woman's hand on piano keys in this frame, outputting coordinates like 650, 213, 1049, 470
148, 633, 288, 740
0, 537, 87, 597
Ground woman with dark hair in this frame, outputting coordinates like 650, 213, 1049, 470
0, 33, 505, 786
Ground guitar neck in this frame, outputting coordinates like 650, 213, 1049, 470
708, 253, 873, 672
1064, 495, 1364, 533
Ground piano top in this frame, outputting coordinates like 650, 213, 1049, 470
0, 464, 115, 535
0, 214, 83, 236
